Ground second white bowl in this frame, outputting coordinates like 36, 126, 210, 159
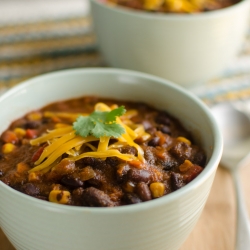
90, 0, 250, 87
0, 68, 223, 250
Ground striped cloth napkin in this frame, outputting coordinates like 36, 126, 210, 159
0, 0, 105, 94
189, 31, 250, 105
0, 0, 250, 105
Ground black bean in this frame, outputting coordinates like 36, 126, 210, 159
158, 157, 179, 170
80, 157, 106, 169
136, 182, 152, 201
127, 168, 152, 183
155, 111, 171, 125
61, 176, 84, 188
42, 118, 50, 124
146, 127, 157, 135
119, 145, 137, 156
171, 172, 184, 191
144, 147, 156, 165
24, 121, 40, 129
123, 193, 142, 205
148, 137, 160, 147
190, 146, 206, 167
159, 125, 171, 135
142, 120, 153, 130
116, 163, 130, 182
169, 142, 192, 161
106, 157, 120, 167
82, 187, 115, 207
22, 183, 40, 196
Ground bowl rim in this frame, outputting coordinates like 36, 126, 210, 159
90, 0, 250, 21
0, 68, 223, 214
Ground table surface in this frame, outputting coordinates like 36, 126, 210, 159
1, 3, 250, 249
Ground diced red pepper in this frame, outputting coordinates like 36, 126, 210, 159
51, 116, 61, 123
183, 165, 203, 183
31, 145, 46, 162
26, 129, 38, 139
155, 148, 167, 160
129, 160, 144, 168
1, 130, 19, 144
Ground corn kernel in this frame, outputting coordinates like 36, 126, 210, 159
165, 0, 197, 13
28, 172, 40, 182
179, 159, 193, 172
16, 162, 29, 173
134, 125, 151, 142
150, 182, 165, 198
49, 190, 71, 204
177, 136, 191, 145
2, 143, 16, 154
144, 0, 164, 10
123, 181, 135, 193
27, 112, 42, 121
14, 128, 26, 138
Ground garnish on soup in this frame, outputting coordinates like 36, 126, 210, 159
0, 96, 206, 207
29, 102, 145, 173
73, 105, 126, 138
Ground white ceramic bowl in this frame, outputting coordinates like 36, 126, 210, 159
90, 0, 250, 87
0, 68, 223, 250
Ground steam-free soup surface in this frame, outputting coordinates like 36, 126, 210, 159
0, 96, 206, 207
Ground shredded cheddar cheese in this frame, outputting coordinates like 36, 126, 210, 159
44, 111, 88, 121
29, 102, 148, 173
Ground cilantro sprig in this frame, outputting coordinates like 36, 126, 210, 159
73, 106, 126, 138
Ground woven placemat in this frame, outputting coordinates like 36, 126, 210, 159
1, 12, 250, 104
0, 16, 105, 95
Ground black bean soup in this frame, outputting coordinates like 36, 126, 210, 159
0, 96, 206, 207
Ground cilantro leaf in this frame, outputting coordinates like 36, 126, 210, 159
106, 106, 126, 123
73, 116, 95, 137
73, 106, 126, 138
90, 111, 108, 124
92, 122, 125, 138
